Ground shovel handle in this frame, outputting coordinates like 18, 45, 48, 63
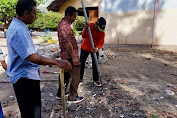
59, 68, 67, 118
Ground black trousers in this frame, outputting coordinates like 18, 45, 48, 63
13, 78, 41, 118
80, 48, 99, 82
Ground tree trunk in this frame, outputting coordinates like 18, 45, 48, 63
3, 22, 8, 38
4, 28, 7, 38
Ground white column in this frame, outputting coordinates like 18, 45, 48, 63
152, 0, 160, 47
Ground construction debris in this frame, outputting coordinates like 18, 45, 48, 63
105, 48, 116, 59
35, 44, 60, 58
85, 48, 116, 68
34, 44, 115, 69
165, 90, 175, 96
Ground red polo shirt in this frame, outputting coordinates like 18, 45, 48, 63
81, 23, 105, 52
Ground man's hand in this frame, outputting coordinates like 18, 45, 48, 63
72, 57, 79, 66
85, 22, 89, 28
56, 60, 72, 72
92, 47, 98, 53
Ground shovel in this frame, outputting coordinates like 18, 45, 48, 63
59, 68, 67, 118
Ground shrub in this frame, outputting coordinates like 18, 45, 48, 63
29, 12, 85, 32
42, 33, 52, 42
29, 11, 63, 31
74, 16, 85, 31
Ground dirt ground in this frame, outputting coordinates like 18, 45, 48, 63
0, 36, 177, 118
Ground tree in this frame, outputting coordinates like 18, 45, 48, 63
73, 16, 85, 31
0, 0, 17, 37
28, 11, 63, 31
0, 0, 47, 37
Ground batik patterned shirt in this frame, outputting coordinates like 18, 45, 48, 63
57, 18, 79, 60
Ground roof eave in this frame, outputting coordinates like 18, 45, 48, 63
47, 0, 67, 12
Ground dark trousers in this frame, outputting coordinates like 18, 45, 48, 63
13, 78, 41, 118
57, 59, 71, 97
0, 102, 3, 118
57, 58, 80, 100
80, 48, 99, 82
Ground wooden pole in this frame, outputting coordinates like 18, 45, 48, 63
59, 68, 67, 118
117, 37, 119, 52
50, 108, 55, 118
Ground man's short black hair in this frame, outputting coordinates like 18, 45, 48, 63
65, 6, 77, 16
16, 0, 36, 17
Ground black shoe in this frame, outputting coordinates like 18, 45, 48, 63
79, 80, 83, 86
56, 92, 69, 100
79, 80, 82, 83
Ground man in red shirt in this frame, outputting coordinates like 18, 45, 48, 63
80, 17, 106, 86
57, 6, 83, 103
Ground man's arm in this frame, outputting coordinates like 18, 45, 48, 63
81, 22, 89, 38
81, 28, 87, 38
26, 53, 72, 71
65, 42, 79, 66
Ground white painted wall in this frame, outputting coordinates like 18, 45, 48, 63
100, 0, 177, 46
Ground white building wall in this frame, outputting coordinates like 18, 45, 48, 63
100, 0, 177, 47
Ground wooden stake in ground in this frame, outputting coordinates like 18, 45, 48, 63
49, 108, 55, 118
59, 68, 67, 118
117, 37, 119, 52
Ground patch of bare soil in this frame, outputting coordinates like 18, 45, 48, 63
1, 47, 177, 118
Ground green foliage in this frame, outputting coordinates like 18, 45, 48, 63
153, 114, 159, 118
0, 21, 5, 25
73, 27, 77, 35
42, 33, 52, 42
0, 0, 17, 27
79, 31, 82, 35
0, 0, 85, 32
73, 16, 85, 31
0, 0, 48, 27
36, 0, 48, 5
29, 15, 86, 31
29, 11, 63, 30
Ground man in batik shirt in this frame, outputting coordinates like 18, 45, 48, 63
57, 6, 84, 103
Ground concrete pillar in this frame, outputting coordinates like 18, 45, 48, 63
152, 0, 159, 47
